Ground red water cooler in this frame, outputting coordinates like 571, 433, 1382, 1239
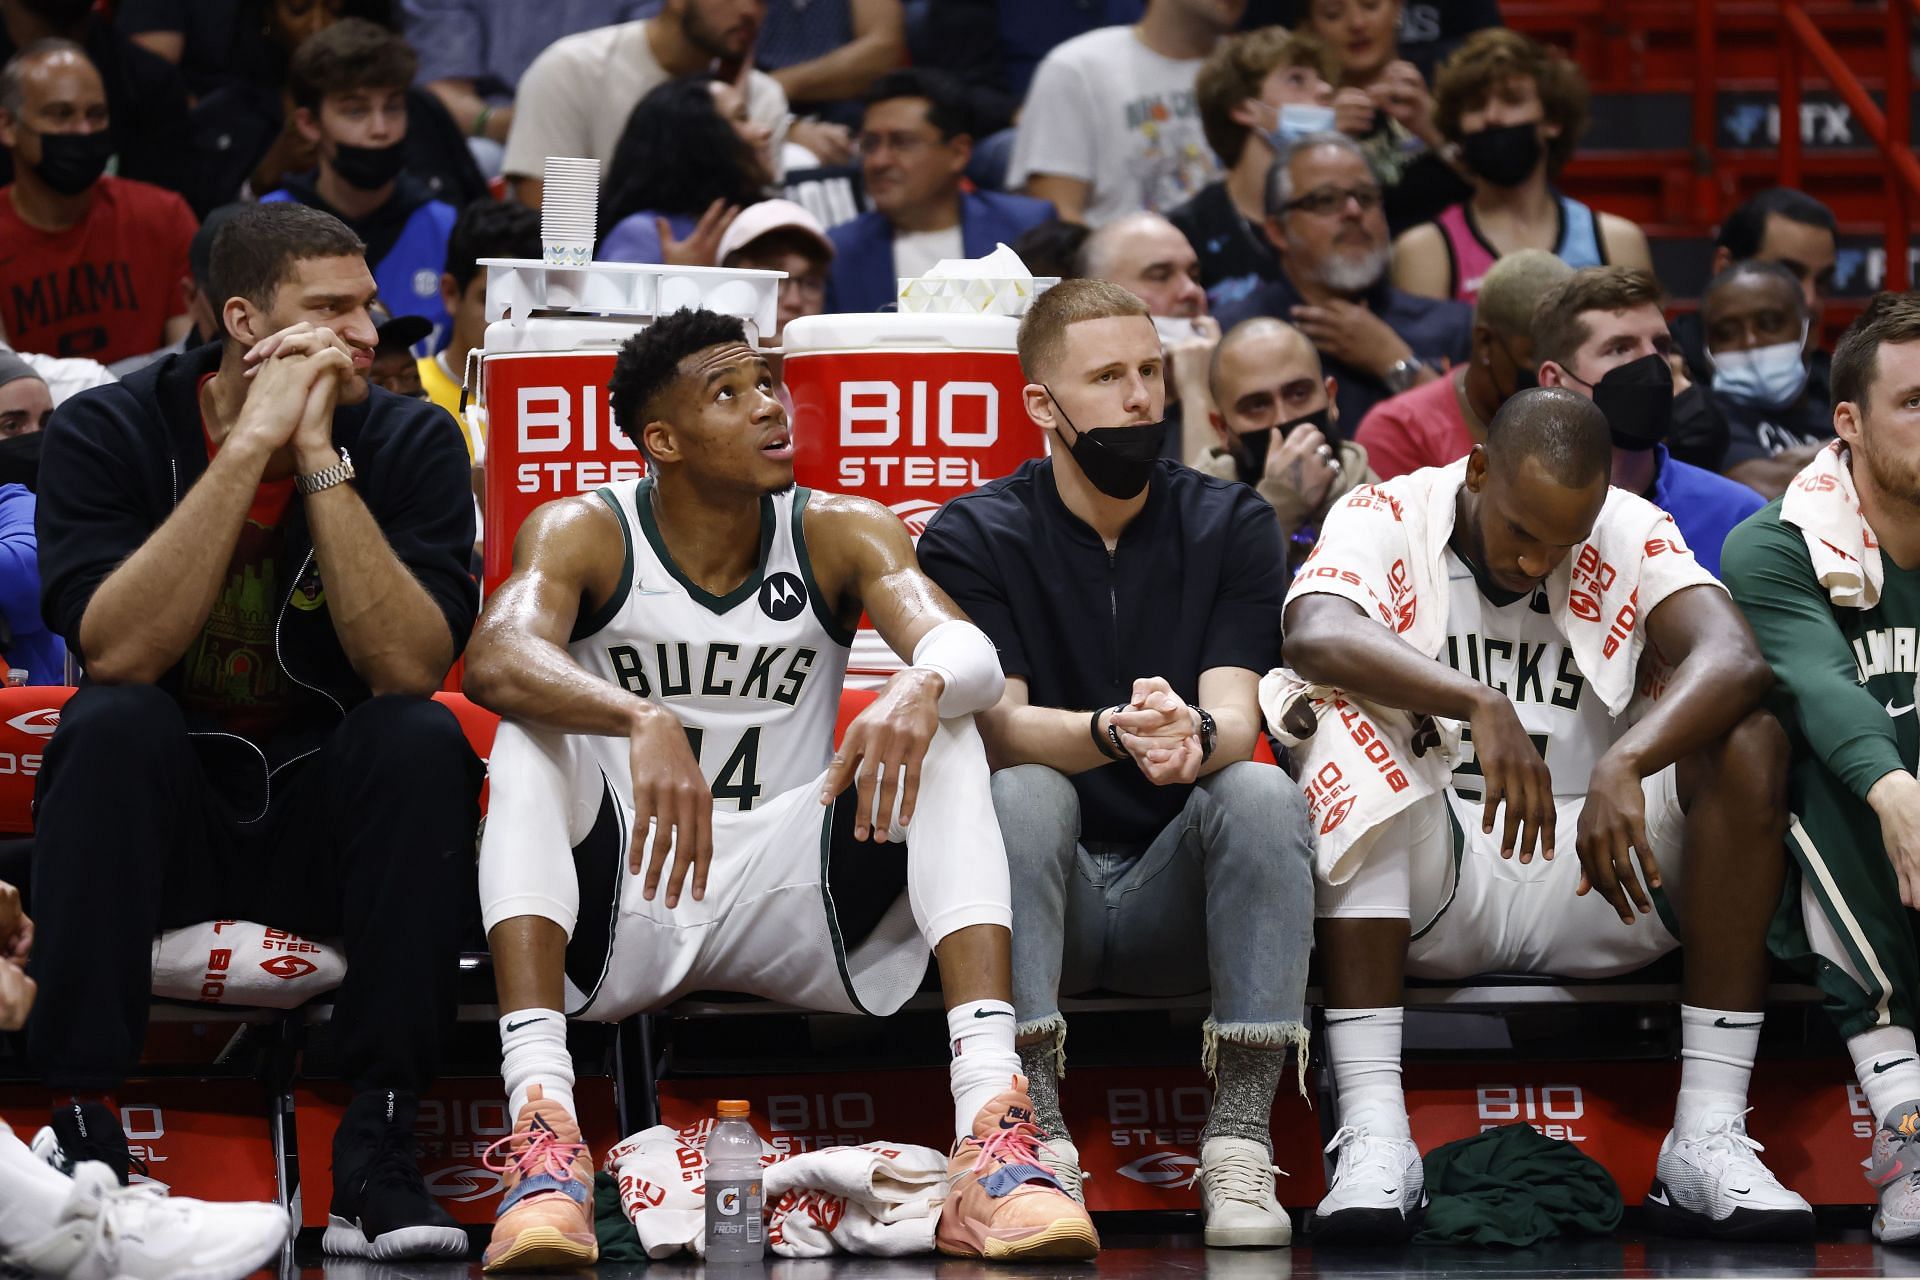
781, 313, 1048, 683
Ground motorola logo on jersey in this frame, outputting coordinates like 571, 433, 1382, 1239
760, 572, 808, 622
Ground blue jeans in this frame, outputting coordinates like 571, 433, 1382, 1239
992, 761, 1315, 1056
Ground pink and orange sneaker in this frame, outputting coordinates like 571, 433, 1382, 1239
936, 1076, 1100, 1261
480, 1087, 597, 1271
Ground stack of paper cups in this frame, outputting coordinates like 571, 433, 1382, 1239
541, 156, 600, 267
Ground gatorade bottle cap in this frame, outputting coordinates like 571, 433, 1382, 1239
717, 1099, 751, 1117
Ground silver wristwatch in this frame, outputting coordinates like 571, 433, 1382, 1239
296, 448, 355, 496
1382, 358, 1422, 394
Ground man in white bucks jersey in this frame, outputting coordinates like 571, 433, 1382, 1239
1285, 389, 1812, 1241
0, 882, 291, 1280
463, 308, 1096, 1270
1723, 294, 1920, 1243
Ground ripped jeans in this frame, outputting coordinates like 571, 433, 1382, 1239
992, 760, 1315, 1072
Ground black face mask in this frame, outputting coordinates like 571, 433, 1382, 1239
330, 139, 408, 191
1231, 406, 1332, 485
32, 130, 113, 196
1459, 122, 1543, 188
0, 430, 43, 492
1046, 388, 1167, 500
1583, 352, 1674, 451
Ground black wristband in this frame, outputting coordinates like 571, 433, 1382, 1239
1189, 704, 1218, 762
1090, 706, 1127, 762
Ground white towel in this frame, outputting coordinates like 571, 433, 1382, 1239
149, 921, 345, 1008
1272, 460, 1720, 884
1258, 672, 1461, 885
608, 1121, 770, 1260
1780, 440, 1882, 609
763, 1141, 948, 1220
608, 1124, 947, 1259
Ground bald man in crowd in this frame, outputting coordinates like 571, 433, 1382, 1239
1193, 318, 1370, 567
1355, 250, 1573, 479
1078, 211, 1220, 461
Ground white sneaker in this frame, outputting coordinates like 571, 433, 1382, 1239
1197, 1136, 1290, 1248
1644, 1110, 1813, 1241
1310, 1125, 1425, 1243
1868, 1100, 1920, 1243
1033, 1135, 1086, 1205
0, 1161, 291, 1280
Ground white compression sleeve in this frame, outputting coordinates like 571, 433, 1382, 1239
909, 619, 1004, 718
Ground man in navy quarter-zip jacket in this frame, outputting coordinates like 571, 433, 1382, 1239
28, 203, 481, 1262
915, 277, 1315, 1250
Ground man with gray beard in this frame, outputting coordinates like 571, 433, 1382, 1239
1216, 132, 1470, 434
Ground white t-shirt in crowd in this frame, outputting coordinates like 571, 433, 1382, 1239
1006, 25, 1219, 227
890, 225, 965, 287
502, 20, 789, 181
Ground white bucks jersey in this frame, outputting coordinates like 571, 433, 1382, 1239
1440, 549, 1618, 800
571, 478, 854, 811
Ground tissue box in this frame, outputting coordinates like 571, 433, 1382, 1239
897, 274, 1061, 317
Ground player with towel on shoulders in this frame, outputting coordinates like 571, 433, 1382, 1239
1280, 386, 1811, 1242
1722, 292, 1920, 1244
462, 308, 1097, 1270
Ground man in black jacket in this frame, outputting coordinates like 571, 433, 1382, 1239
29, 202, 481, 1262
916, 278, 1315, 1249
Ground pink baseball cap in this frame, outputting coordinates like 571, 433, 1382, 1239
719, 198, 835, 265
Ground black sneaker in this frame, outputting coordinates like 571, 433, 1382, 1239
30, 1100, 143, 1186
322, 1089, 470, 1260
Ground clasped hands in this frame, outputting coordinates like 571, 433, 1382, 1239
1106, 676, 1203, 786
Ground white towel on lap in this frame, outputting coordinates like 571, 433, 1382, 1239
1269, 459, 1720, 884
1781, 440, 1882, 609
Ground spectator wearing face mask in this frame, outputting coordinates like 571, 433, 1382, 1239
262, 21, 458, 354
1694, 260, 1834, 499
1171, 25, 1347, 311
1533, 266, 1761, 576
0, 353, 61, 683
1392, 29, 1652, 305
0, 41, 197, 366
1193, 316, 1369, 568
0, 0, 190, 195
1672, 187, 1839, 393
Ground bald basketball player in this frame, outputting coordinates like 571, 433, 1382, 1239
1286, 387, 1810, 1243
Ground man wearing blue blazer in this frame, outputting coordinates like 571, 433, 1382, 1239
828, 69, 1057, 314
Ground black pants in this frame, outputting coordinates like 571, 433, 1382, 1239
26, 685, 482, 1093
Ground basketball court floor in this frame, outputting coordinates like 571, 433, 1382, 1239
277, 1225, 1920, 1279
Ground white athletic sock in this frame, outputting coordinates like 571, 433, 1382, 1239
948, 1000, 1021, 1143
1676, 1005, 1762, 1132
1851, 1025, 1920, 1123
499, 1009, 576, 1121
1326, 1007, 1409, 1138
0, 1120, 76, 1254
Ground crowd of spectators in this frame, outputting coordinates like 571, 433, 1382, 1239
0, 0, 1863, 688
0, 0, 1863, 666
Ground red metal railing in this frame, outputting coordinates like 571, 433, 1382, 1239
1778, 0, 1919, 290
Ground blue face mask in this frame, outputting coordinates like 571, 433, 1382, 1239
1710, 322, 1812, 409
1263, 102, 1337, 151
